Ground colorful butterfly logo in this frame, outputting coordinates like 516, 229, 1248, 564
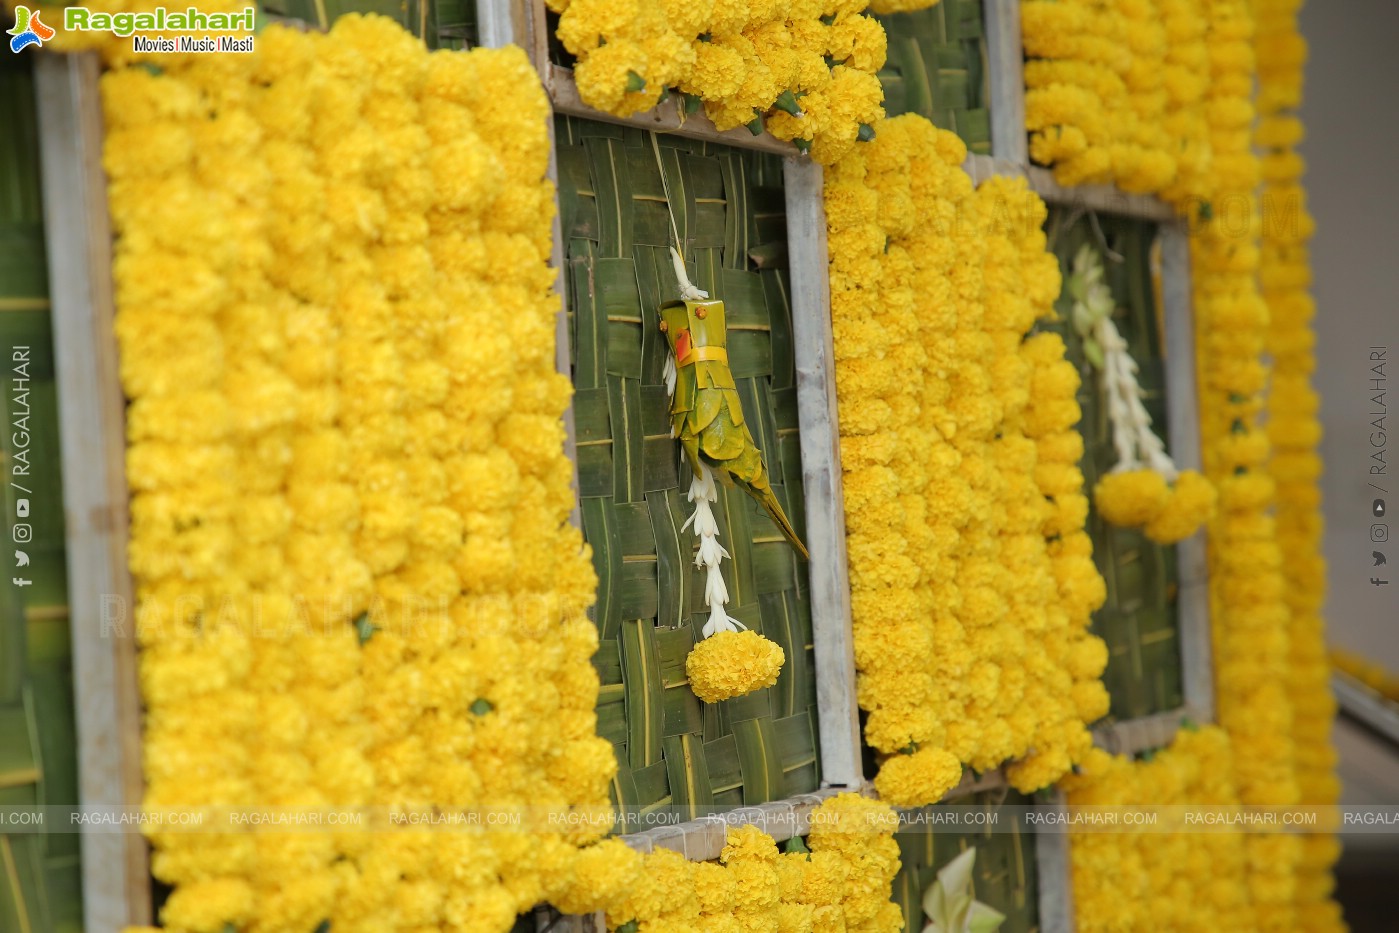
9, 6, 56, 53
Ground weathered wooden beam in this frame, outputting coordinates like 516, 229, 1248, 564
784, 158, 864, 791
1034, 790, 1077, 933
625, 787, 846, 860
33, 51, 151, 931
1333, 673, 1399, 751
964, 154, 1178, 222
547, 64, 800, 157
1158, 221, 1215, 725
1092, 708, 1193, 757
983, 0, 1029, 165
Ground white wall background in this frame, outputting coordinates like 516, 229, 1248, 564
1298, 0, 1399, 843
1300, 1, 1399, 665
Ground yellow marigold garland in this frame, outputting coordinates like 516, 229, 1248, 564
1188, 4, 1307, 926
826, 114, 1108, 803
109, 17, 617, 933
1022, 0, 1215, 203
550, 0, 886, 163
1255, 1, 1344, 929
1064, 727, 1257, 931
1030, 2, 1344, 929
566, 794, 902, 933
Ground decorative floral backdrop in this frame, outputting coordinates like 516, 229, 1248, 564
6, 0, 1346, 929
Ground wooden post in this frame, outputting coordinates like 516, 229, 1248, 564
476, 0, 516, 49
1093, 708, 1191, 756
983, 0, 1029, 166
1333, 673, 1399, 748
545, 65, 798, 157
32, 52, 151, 930
1034, 790, 1077, 933
1159, 221, 1215, 725
783, 158, 863, 789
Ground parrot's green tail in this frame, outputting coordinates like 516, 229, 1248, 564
735, 474, 809, 561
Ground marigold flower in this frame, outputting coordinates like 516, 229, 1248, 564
871, 747, 962, 807
1144, 469, 1219, 543
685, 630, 786, 703
1094, 468, 1171, 526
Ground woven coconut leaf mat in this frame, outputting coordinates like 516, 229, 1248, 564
556, 116, 820, 824
1042, 208, 1185, 723
890, 790, 1041, 933
875, 0, 992, 155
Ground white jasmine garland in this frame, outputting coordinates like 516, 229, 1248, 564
1070, 244, 1179, 479
667, 247, 741, 639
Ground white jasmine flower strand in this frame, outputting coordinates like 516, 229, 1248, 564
1071, 244, 1179, 480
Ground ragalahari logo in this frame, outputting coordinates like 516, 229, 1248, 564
9, 6, 55, 52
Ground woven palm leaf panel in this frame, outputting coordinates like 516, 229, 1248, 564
890, 790, 1040, 933
0, 53, 83, 933
260, 0, 477, 48
556, 116, 820, 824
1042, 208, 1184, 722
875, 0, 992, 154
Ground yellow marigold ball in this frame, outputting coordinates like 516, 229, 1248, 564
1071, 680, 1111, 723
777, 902, 816, 933
1094, 468, 1170, 527
870, 747, 962, 807
1066, 636, 1109, 681
1005, 744, 1073, 794
685, 630, 786, 703
552, 839, 644, 917
1144, 470, 1218, 544
806, 793, 900, 854
159, 878, 254, 932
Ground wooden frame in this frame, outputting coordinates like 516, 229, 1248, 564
498, 3, 1221, 933
783, 159, 864, 790
983, 0, 1028, 165
27, 1, 1215, 929
1333, 673, 1399, 749
33, 52, 151, 931
1159, 224, 1215, 730
548, 66, 799, 158
1032, 790, 1076, 932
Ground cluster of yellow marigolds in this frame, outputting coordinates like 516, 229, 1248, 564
1023, 0, 1216, 198
91, 0, 1347, 927
1064, 727, 1260, 931
1025, 1, 1344, 929
553, 795, 903, 933
825, 114, 1109, 804
550, 0, 891, 162
111, 18, 616, 932
1094, 468, 1218, 544
1255, 1, 1344, 927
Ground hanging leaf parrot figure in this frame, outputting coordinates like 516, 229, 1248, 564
659, 297, 809, 560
